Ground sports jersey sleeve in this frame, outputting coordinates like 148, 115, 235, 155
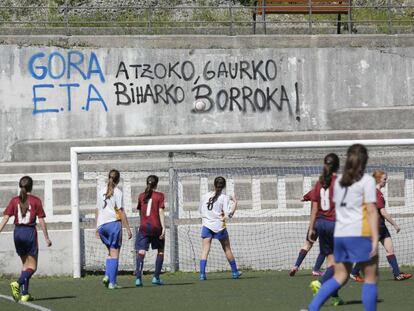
3, 199, 15, 216
159, 193, 165, 209
36, 200, 46, 218
364, 176, 377, 203
311, 182, 321, 203
115, 191, 123, 210
302, 189, 314, 202
222, 195, 231, 216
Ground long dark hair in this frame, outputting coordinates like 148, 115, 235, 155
104, 169, 120, 208
340, 144, 368, 187
19, 176, 33, 218
319, 153, 340, 189
207, 176, 226, 210
144, 175, 159, 203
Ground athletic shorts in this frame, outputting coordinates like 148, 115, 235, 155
201, 226, 229, 240
316, 218, 335, 256
135, 231, 165, 251
379, 225, 391, 242
14, 225, 38, 257
334, 237, 372, 263
98, 220, 122, 250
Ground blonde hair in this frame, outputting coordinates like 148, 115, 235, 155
104, 169, 120, 208
372, 170, 386, 184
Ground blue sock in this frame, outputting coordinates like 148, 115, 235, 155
229, 260, 238, 273
387, 255, 400, 277
200, 259, 207, 275
362, 283, 377, 311
313, 253, 325, 271
154, 254, 164, 278
320, 266, 334, 284
18, 269, 35, 295
106, 258, 118, 285
294, 249, 308, 267
351, 263, 361, 276
136, 254, 145, 279
309, 278, 341, 311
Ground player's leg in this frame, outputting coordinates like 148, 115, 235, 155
360, 256, 379, 311
312, 252, 325, 277
200, 235, 213, 280
290, 235, 313, 276
152, 236, 166, 285
135, 231, 149, 286
104, 221, 122, 289
219, 233, 241, 279
382, 237, 412, 280
19, 254, 37, 301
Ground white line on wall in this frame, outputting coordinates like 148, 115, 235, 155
0, 294, 52, 311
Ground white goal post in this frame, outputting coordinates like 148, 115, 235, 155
70, 138, 414, 278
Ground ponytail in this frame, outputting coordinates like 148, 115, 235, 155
18, 176, 33, 218
340, 144, 368, 187
207, 176, 226, 210
144, 175, 159, 203
319, 153, 340, 189
104, 169, 120, 208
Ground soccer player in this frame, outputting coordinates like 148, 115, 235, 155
306, 144, 379, 311
307, 153, 344, 306
96, 169, 132, 289
0, 176, 52, 302
135, 175, 166, 286
198, 176, 241, 281
289, 190, 326, 277
350, 170, 412, 282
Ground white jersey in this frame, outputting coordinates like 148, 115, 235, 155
333, 174, 376, 238
199, 191, 231, 233
96, 186, 123, 228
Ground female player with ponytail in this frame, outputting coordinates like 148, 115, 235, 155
96, 169, 132, 289
308, 153, 344, 306
198, 176, 241, 281
135, 175, 166, 286
306, 144, 379, 311
0, 176, 51, 302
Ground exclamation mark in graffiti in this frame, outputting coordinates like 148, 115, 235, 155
295, 82, 300, 122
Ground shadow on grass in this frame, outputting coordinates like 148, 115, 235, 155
345, 299, 383, 305
35, 295, 77, 301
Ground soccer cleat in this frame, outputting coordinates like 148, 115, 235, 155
108, 283, 122, 289
350, 274, 365, 282
20, 294, 34, 302
331, 296, 344, 306
395, 273, 413, 281
289, 266, 299, 277
152, 276, 164, 285
102, 276, 109, 288
312, 270, 323, 277
135, 278, 143, 287
309, 280, 321, 296
199, 274, 207, 281
10, 281, 20, 302
232, 271, 242, 279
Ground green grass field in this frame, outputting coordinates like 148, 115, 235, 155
1, 269, 413, 311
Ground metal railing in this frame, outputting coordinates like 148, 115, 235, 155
0, 2, 413, 35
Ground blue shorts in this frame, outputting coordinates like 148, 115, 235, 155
334, 237, 372, 263
14, 226, 38, 257
316, 218, 335, 256
201, 227, 229, 240
98, 221, 122, 250
379, 225, 391, 242
135, 231, 165, 251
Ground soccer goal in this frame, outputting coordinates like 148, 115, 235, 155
71, 139, 414, 278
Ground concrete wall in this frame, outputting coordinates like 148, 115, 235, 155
0, 35, 413, 161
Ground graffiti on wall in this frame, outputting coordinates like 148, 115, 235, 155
28, 50, 301, 119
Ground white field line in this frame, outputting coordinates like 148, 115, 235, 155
0, 294, 52, 311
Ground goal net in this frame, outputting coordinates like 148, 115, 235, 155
71, 141, 414, 277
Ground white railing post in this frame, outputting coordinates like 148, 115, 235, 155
70, 148, 81, 278
43, 178, 54, 218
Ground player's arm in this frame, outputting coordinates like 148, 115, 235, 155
0, 215, 10, 233
366, 202, 379, 258
228, 194, 238, 218
159, 208, 166, 240
380, 208, 400, 233
119, 209, 132, 240
38, 217, 52, 247
307, 201, 318, 242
